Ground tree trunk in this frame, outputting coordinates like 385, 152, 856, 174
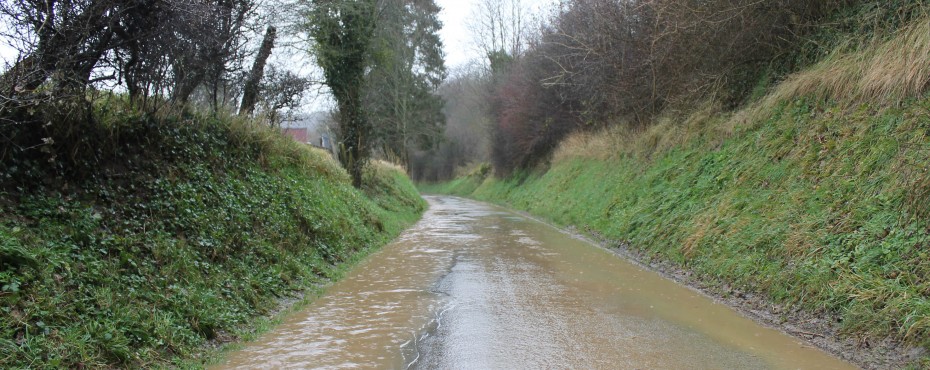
0, 55, 41, 98
172, 65, 204, 105
240, 26, 277, 115
338, 85, 368, 188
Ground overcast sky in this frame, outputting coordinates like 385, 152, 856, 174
436, 0, 479, 69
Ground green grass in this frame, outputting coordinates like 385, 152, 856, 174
0, 108, 425, 368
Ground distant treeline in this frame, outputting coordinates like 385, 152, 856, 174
413, 0, 930, 181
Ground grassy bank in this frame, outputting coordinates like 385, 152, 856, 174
0, 107, 425, 368
423, 15, 930, 366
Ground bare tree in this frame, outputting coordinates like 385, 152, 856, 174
256, 65, 312, 125
462, 0, 853, 174
167, 0, 257, 110
0, 0, 262, 113
0, 0, 122, 96
467, 0, 529, 60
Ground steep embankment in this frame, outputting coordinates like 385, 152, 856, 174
423, 17, 930, 369
0, 110, 424, 368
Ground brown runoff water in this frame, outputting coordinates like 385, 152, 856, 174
214, 196, 856, 370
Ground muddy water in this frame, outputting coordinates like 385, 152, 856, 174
215, 196, 856, 369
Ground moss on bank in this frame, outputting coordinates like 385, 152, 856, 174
0, 108, 425, 368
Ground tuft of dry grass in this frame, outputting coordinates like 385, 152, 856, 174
370, 159, 406, 174
682, 210, 716, 258
858, 19, 930, 102
452, 162, 491, 179
762, 17, 930, 110
551, 125, 629, 163
552, 101, 725, 164
227, 117, 350, 183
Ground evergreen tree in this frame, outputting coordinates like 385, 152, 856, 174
365, 0, 447, 167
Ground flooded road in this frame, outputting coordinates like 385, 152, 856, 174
215, 196, 855, 369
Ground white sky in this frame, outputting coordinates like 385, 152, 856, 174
436, 0, 478, 69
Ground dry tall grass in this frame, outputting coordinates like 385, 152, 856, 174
765, 17, 930, 108
552, 101, 726, 163
371, 159, 406, 174
227, 117, 349, 183
554, 16, 930, 165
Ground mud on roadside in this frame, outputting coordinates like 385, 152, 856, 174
567, 226, 926, 370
